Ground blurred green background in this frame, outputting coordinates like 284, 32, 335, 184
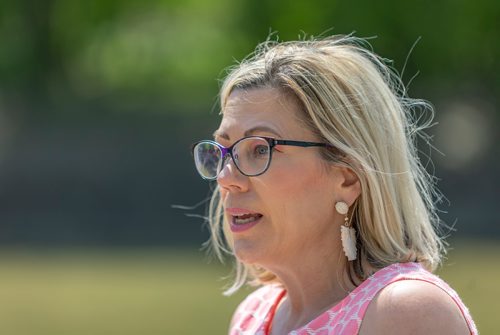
0, 0, 498, 334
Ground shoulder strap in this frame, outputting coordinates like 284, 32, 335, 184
229, 285, 285, 335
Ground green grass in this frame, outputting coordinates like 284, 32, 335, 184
0, 241, 496, 334
437, 240, 499, 334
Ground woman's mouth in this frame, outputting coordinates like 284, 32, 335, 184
226, 208, 263, 233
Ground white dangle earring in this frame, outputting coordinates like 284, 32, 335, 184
335, 201, 357, 261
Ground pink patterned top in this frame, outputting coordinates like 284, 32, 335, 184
229, 262, 477, 335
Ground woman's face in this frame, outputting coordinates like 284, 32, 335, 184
215, 87, 345, 269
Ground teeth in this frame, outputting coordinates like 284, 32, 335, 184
234, 217, 256, 224
233, 214, 262, 225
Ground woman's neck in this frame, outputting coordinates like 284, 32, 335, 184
266, 251, 355, 333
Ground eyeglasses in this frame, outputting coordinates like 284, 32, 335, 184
192, 135, 333, 180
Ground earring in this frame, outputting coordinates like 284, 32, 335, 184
335, 201, 357, 261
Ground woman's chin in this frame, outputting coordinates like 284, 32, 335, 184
233, 239, 266, 265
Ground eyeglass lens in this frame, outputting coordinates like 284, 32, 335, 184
193, 142, 222, 179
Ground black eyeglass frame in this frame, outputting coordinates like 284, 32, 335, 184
191, 135, 335, 180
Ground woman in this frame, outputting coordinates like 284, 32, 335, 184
191, 35, 477, 334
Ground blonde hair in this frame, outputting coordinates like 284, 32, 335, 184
206, 35, 445, 295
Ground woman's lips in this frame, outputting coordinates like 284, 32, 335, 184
226, 208, 263, 233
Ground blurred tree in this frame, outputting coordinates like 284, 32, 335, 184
0, 0, 498, 117
0, 0, 58, 102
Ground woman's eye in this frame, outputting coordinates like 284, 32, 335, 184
254, 145, 269, 156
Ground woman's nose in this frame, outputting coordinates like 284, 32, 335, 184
217, 157, 248, 192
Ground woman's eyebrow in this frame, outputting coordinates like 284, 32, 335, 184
213, 126, 282, 141
212, 130, 229, 140
244, 126, 282, 138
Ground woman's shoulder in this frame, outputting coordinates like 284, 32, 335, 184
358, 263, 477, 335
360, 279, 471, 334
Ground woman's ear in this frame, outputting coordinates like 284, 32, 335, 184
337, 166, 361, 206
